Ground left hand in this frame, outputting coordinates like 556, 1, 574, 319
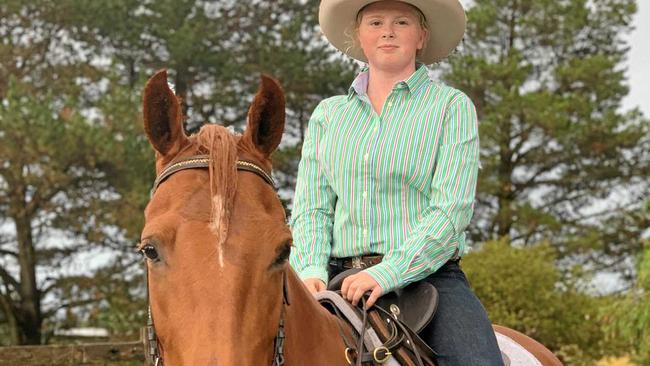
341, 271, 382, 308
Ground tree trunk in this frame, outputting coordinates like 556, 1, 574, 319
494, 6, 518, 239
11, 181, 42, 345
496, 115, 514, 238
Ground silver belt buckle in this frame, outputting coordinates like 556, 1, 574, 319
352, 256, 363, 269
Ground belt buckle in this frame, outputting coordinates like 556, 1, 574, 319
351, 256, 364, 269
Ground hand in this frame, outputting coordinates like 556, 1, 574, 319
303, 278, 326, 295
341, 272, 382, 308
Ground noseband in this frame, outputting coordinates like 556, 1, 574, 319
145, 154, 288, 366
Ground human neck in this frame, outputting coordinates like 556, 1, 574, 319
365, 62, 417, 114
367, 62, 416, 94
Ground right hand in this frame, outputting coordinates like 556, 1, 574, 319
303, 278, 326, 295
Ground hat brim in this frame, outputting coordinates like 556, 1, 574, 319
319, 0, 466, 64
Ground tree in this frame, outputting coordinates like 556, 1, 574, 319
58, 0, 356, 195
444, 0, 650, 272
604, 226, 650, 364
0, 0, 356, 343
0, 1, 152, 344
0, 78, 140, 344
463, 239, 611, 364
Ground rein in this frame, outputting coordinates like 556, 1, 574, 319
145, 154, 287, 366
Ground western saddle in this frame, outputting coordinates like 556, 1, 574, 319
316, 268, 439, 366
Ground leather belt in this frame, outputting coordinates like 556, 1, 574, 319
329, 254, 384, 269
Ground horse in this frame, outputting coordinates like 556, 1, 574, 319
140, 69, 563, 366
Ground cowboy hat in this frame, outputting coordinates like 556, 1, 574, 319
319, 0, 466, 64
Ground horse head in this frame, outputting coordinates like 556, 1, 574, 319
140, 70, 292, 365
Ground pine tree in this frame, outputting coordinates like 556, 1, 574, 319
444, 0, 650, 272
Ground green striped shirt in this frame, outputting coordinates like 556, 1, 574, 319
289, 64, 479, 293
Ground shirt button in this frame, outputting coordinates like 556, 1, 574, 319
387, 102, 393, 108
364, 153, 369, 161
362, 191, 367, 199
363, 229, 368, 237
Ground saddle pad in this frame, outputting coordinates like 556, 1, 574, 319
328, 269, 438, 333
495, 332, 542, 366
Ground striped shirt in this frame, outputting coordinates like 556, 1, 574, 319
289, 64, 479, 293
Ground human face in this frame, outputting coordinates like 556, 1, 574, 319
357, 1, 427, 72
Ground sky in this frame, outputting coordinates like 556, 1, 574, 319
623, 0, 650, 117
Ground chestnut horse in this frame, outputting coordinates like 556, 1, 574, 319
139, 70, 562, 366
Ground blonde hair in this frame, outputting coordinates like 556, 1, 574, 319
344, 2, 430, 57
194, 124, 237, 247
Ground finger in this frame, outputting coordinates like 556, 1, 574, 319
316, 281, 326, 292
341, 276, 353, 298
365, 286, 382, 308
351, 286, 367, 307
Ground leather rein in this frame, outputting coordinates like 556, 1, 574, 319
145, 155, 289, 366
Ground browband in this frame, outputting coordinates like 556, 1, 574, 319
150, 155, 275, 197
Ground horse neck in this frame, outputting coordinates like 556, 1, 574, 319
283, 269, 350, 365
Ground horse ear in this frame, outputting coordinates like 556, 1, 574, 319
142, 69, 188, 157
243, 75, 285, 157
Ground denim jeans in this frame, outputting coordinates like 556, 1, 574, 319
328, 260, 504, 366
418, 260, 504, 366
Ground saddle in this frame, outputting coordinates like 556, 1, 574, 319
317, 269, 439, 365
327, 268, 438, 334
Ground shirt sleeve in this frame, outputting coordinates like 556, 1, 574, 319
365, 92, 480, 293
289, 101, 337, 285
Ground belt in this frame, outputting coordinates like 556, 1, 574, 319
329, 248, 461, 271
329, 254, 384, 269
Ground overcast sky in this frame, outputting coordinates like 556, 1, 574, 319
623, 1, 650, 116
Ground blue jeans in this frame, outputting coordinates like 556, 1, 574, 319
328, 260, 504, 366
418, 260, 503, 366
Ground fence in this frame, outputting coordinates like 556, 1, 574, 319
0, 330, 147, 365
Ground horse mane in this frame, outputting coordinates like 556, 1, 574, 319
193, 124, 238, 248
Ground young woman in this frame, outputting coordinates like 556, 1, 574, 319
290, 1, 504, 364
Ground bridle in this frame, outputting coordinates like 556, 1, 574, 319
150, 155, 274, 196
144, 154, 289, 366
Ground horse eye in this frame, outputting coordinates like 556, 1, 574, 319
274, 244, 291, 266
141, 245, 159, 261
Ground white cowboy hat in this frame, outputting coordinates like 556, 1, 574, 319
319, 0, 466, 64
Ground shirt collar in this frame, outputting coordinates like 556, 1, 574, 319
347, 63, 430, 100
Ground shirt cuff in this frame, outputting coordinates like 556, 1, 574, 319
364, 260, 404, 294
296, 265, 329, 285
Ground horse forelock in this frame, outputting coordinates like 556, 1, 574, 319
193, 125, 238, 253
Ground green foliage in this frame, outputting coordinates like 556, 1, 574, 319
444, 0, 650, 272
604, 242, 650, 364
55, 0, 356, 194
463, 239, 609, 364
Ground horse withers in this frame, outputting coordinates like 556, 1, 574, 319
139, 70, 562, 366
